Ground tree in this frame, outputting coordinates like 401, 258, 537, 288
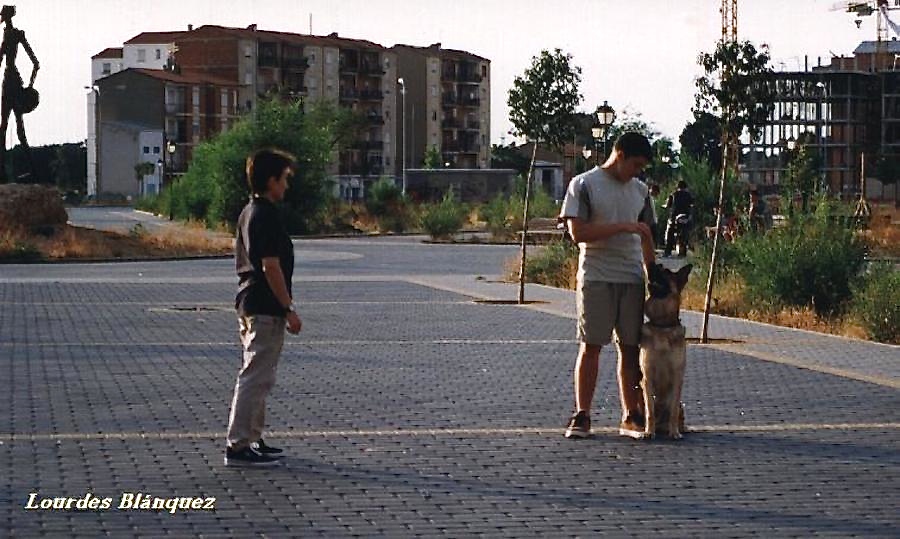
784, 135, 821, 215
694, 40, 775, 342
163, 98, 356, 234
489, 143, 530, 175
679, 111, 723, 172
423, 145, 442, 169
646, 137, 677, 186
508, 48, 583, 303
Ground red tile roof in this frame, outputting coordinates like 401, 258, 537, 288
125, 31, 189, 45
92, 47, 123, 60
185, 25, 386, 51
131, 68, 239, 87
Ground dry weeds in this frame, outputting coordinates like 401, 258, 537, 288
0, 223, 232, 261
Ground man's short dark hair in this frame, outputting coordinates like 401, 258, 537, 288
677, 180, 687, 190
246, 149, 296, 194
614, 132, 653, 161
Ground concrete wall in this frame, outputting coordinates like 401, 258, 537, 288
123, 43, 172, 70
99, 123, 143, 198
406, 168, 517, 203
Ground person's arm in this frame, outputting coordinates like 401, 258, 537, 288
21, 33, 38, 87
262, 257, 302, 334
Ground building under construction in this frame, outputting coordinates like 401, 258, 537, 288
741, 40, 900, 201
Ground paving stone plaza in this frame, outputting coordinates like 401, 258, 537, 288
1, 230, 898, 537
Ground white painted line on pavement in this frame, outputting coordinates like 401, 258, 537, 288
709, 344, 900, 390
3, 423, 899, 442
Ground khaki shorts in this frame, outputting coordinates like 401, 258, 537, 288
577, 281, 645, 346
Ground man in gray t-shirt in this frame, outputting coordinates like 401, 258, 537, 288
559, 132, 657, 439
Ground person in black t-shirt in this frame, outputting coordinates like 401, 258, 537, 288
662, 180, 694, 257
225, 149, 302, 468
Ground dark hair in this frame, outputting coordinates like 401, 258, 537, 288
677, 180, 687, 190
246, 149, 296, 194
613, 132, 653, 160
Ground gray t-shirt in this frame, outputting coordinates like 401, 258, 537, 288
559, 167, 652, 284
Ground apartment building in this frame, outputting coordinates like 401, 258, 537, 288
89, 25, 489, 200
742, 41, 900, 201
94, 68, 239, 197
393, 44, 491, 174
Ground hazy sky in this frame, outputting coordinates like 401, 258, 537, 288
11, 0, 886, 147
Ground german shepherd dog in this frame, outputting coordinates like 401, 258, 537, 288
639, 264, 692, 440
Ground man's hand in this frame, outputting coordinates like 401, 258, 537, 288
630, 222, 653, 243
286, 310, 302, 334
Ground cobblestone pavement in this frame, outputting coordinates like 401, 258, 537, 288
1, 237, 898, 537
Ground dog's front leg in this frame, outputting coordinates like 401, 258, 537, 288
641, 372, 656, 439
668, 366, 685, 440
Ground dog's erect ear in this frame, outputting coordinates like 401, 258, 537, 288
675, 264, 693, 291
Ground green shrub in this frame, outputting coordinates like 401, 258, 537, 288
367, 178, 413, 233
421, 191, 468, 240
852, 263, 900, 344
135, 194, 160, 214
480, 194, 511, 238
734, 215, 866, 316
520, 240, 577, 289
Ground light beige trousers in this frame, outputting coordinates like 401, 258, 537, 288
226, 315, 285, 450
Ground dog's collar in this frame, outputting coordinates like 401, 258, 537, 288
646, 320, 682, 330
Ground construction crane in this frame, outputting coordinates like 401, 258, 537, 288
830, 1, 900, 70
721, 0, 738, 43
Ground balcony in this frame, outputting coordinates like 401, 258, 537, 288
367, 113, 384, 125
360, 89, 384, 101
442, 69, 457, 81
442, 93, 458, 107
458, 71, 483, 84
359, 62, 385, 76
441, 118, 461, 129
463, 120, 481, 131
339, 58, 359, 73
459, 96, 480, 108
283, 57, 309, 70
340, 88, 359, 101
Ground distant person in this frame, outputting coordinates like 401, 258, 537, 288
662, 180, 694, 257
225, 149, 302, 467
0, 5, 39, 181
559, 132, 657, 440
648, 183, 662, 245
748, 188, 772, 233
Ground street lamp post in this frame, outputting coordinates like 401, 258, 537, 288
594, 100, 616, 165
397, 77, 407, 195
165, 140, 176, 220
815, 81, 828, 193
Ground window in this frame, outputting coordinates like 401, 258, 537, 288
137, 49, 146, 63
309, 53, 316, 65
153, 146, 160, 154
244, 73, 253, 86
431, 86, 437, 97
143, 146, 150, 154
155, 49, 161, 60
192, 87, 200, 106
432, 111, 437, 121
384, 58, 390, 69
244, 45, 252, 58
481, 65, 487, 77
102, 62, 111, 75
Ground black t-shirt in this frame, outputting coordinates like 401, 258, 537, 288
234, 197, 294, 316
666, 189, 694, 219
